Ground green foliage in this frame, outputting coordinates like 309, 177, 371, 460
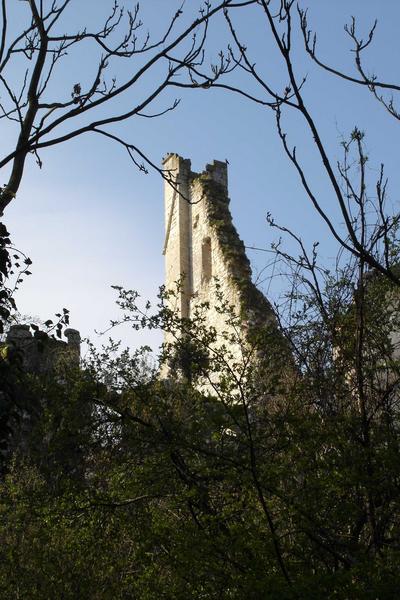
198, 175, 274, 324
1, 254, 400, 598
0, 222, 32, 334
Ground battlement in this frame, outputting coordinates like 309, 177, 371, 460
5, 324, 81, 374
204, 159, 228, 189
162, 154, 228, 191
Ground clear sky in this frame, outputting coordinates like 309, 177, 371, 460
3, 0, 400, 351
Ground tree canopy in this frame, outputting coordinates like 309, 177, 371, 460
1, 2, 400, 598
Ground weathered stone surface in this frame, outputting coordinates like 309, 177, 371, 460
163, 153, 275, 373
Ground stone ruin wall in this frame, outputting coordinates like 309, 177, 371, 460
163, 153, 275, 370
4, 324, 81, 374
0, 325, 81, 468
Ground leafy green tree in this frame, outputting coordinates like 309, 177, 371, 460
2, 231, 399, 598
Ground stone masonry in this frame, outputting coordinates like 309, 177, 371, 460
0, 326, 81, 472
162, 153, 275, 370
5, 324, 81, 373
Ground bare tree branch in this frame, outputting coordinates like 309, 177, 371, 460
0, 0, 259, 215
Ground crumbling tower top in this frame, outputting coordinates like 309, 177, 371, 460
162, 153, 274, 337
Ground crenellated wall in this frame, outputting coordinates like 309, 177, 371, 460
5, 324, 81, 374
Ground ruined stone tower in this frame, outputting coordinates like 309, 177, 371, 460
162, 153, 274, 365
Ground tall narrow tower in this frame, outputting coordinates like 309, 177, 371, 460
162, 153, 274, 340
162, 153, 192, 318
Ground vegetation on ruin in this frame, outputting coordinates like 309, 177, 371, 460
1, 1, 400, 598
2, 212, 400, 597
198, 174, 275, 326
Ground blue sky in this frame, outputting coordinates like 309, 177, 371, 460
3, 0, 400, 350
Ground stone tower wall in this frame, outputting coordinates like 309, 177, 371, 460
163, 154, 191, 319
162, 153, 275, 370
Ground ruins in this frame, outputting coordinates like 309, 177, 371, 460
162, 153, 275, 370
4, 324, 81, 374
